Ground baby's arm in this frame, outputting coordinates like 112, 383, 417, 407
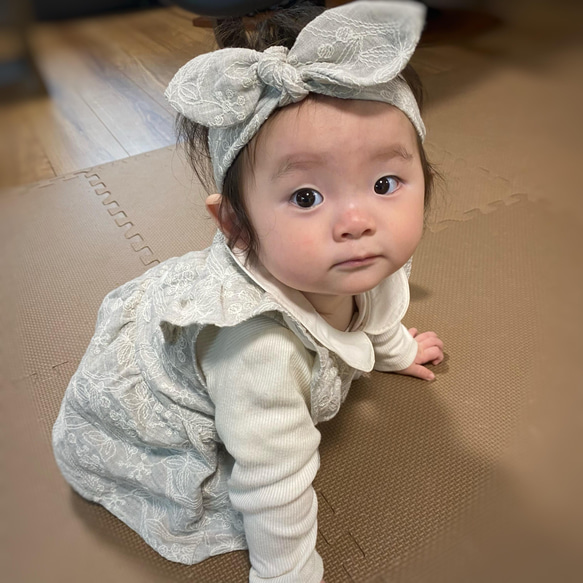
198, 317, 323, 583
371, 321, 444, 381
395, 327, 444, 381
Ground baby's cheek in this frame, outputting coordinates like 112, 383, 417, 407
267, 234, 320, 284
398, 206, 424, 243
404, 218, 423, 242
270, 224, 317, 254
290, 230, 318, 251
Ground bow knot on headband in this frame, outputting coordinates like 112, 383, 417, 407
255, 46, 309, 104
165, 0, 427, 191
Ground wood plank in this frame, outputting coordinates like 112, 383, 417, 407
139, 7, 216, 56
0, 6, 216, 188
65, 11, 212, 115
23, 88, 130, 177
92, 8, 214, 77
29, 18, 176, 158
0, 100, 56, 190
64, 19, 174, 115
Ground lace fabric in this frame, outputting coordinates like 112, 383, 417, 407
165, 1, 427, 189
52, 233, 362, 564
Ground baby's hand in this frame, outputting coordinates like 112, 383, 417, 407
396, 328, 444, 381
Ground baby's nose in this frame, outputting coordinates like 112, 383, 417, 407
333, 205, 376, 241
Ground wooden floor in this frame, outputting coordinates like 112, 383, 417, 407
1, 0, 579, 191
0, 6, 215, 189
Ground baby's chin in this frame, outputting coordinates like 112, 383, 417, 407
333, 266, 402, 295
300, 273, 397, 298
273, 259, 403, 298
329, 281, 386, 296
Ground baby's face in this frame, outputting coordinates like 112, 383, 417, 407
242, 96, 425, 298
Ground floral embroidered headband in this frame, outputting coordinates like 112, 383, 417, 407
165, 0, 427, 191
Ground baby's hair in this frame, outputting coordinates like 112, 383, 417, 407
176, 0, 440, 265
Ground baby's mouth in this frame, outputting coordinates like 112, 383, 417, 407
333, 255, 381, 268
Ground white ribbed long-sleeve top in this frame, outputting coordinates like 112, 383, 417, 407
194, 246, 419, 582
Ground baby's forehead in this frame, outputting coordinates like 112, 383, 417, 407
251, 96, 419, 162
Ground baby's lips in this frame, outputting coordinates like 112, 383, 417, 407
333, 254, 381, 266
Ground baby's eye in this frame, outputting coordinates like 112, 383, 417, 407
374, 176, 400, 195
290, 188, 324, 208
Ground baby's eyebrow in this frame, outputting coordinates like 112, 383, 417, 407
272, 144, 413, 181
371, 145, 414, 162
272, 154, 326, 181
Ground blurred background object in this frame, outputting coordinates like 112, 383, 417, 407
0, 0, 45, 101
169, 0, 324, 18
163, 0, 500, 46
30, 0, 157, 21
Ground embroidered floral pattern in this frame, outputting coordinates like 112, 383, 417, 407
52, 232, 355, 565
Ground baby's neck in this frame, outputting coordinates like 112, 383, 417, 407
302, 292, 356, 331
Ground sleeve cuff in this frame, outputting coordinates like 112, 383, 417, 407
372, 323, 419, 372
250, 550, 323, 583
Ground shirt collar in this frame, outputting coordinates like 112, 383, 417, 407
227, 244, 410, 372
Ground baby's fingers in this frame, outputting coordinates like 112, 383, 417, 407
418, 335, 444, 354
418, 345, 443, 366
409, 363, 436, 382
415, 331, 442, 346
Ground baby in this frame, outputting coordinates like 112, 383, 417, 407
52, 2, 444, 582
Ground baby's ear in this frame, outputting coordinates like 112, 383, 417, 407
205, 193, 235, 237
205, 193, 222, 226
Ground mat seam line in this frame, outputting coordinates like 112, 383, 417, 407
77, 170, 160, 267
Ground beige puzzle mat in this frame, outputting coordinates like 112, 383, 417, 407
1, 148, 581, 583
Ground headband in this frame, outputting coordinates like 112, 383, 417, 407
165, 0, 426, 191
